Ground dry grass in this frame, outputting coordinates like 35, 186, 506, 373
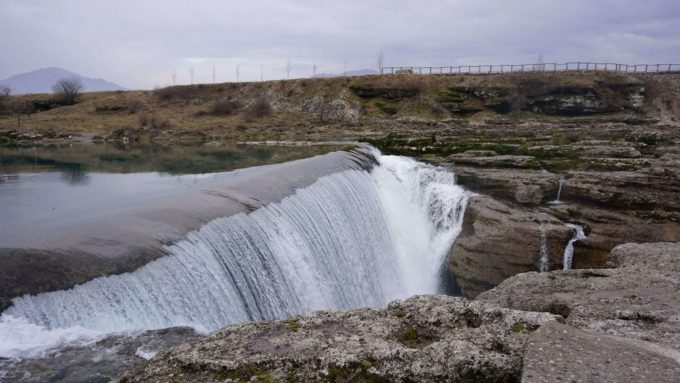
0, 72, 671, 141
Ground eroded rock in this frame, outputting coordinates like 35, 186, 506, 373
124, 295, 559, 382
477, 242, 680, 352
448, 195, 572, 298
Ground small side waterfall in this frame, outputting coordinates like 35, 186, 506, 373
550, 174, 566, 204
0, 153, 469, 358
563, 224, 587, 270
538, 230, 550, 272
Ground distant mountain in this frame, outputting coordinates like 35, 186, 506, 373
0, 67, 125, 95
312, 69, 379, 78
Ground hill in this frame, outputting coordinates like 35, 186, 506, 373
0, 67, 125, 94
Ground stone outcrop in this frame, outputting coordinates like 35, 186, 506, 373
448, 195, 572, 298
477, 242, 680, 352
124, 296, 559, 382
521, 322, 680, 383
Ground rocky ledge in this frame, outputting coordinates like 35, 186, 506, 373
125, 296, 559, 382
123, 242, 680, 383
477, 242, 680, 354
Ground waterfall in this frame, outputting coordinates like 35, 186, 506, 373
562, 224, 586, 270
538, 230, 550, 272
0, 153, 469, 358
550, 174, 565, 204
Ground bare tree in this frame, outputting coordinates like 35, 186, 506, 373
235, 64, 240, 83
285, 58, 292, 79
0, 86, 10, 112
312, 63, 318, 77
52, 77, 84, 105
377, 49, 384, 71
9, 98, 32, 128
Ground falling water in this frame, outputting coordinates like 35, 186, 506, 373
538, 230, 550, 272
562, 224, 587, 270
0, 153, 469, 358
550, 174, 566, 204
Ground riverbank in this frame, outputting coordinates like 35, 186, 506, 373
2, 72, 679, 381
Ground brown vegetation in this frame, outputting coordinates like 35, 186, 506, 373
0, 72, 677, 144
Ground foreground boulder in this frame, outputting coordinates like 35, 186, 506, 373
124, 296, 558, 382
477, 242, 680, 353
522, 322, 680, 383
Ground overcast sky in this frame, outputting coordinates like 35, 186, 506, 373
2, 0, 679, 89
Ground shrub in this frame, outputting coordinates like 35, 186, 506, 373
125, 99, 143, 113
245, 97, 272, 120
350, 76, 425, 100
52, 77, 84, 105
138, 113, 171, 129
94, 100, 144, 114
138, 112, 150, 126
208, 99, 241, 116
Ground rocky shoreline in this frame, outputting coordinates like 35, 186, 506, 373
2, 71, 679, 381
120, 242, 680, 383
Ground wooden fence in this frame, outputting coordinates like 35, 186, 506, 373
380, 62, 680, 75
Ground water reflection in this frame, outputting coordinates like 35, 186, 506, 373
60, 165, 90, 186
0, 142, 347, 181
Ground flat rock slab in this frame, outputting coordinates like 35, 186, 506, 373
522, 322, 680, 383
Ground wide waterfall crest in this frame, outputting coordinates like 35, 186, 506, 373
0, 153, 469, 358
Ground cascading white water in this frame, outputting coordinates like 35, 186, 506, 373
538, 230, 550, 272
0, 153, 469, 358
550, 174, 566, 204
562, 223, 586, 270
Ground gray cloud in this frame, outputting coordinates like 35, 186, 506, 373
2, 0, 679, 88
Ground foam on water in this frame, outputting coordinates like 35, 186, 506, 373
0, 152, 469, 358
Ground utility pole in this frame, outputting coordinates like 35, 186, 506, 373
212, 66, 216, 84
312, 63, 318, 77
190, 67, 194, 84
260, 65, 264, 82
172, 71, 176, 86
343, 61, 348, 76
236, 64, 240, 83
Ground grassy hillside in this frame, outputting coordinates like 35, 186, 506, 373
1, 72, 678, 145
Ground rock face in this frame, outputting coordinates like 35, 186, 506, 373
521, 322, 680, 383
124, 295, 559, 382
448, 195, 572, 298
477, 242, 680, 353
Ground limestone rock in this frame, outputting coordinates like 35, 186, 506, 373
446, 154, 540, 169
448, 195, 572, 298
522, 322, 680, 383
477, 242, 680, 352
451, 165, 558, 206
124, 295, 559, 382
